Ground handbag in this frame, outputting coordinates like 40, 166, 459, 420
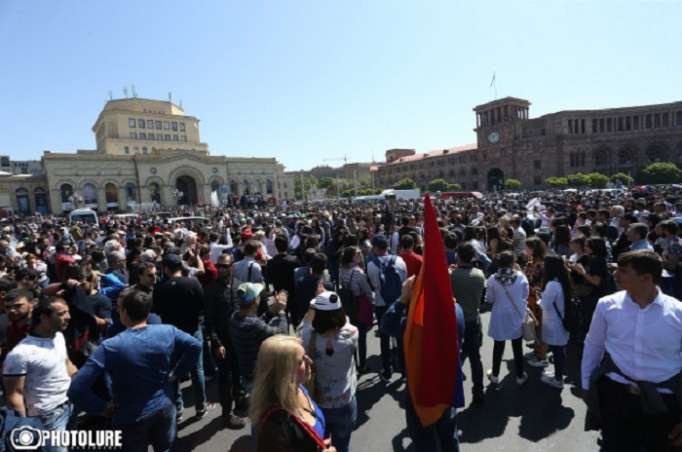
500, 281, 538, 342
303, 330, 318, 400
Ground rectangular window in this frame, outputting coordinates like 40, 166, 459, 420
618, 117, 623, 131
163, 121, 170, 130
534, 160, 541, 169
164, 134, 171, 141
146, 119, 153, 128
173, 134, 179, 141
139, 132, 146, 140
654, 113, 661, 128
504, 106, 509, 121
124, 146, 129, 153
130, 132, 137, 139
581, 119, 586, 134
128, 118, 136, 128
663, 112, 669, 127
634, 116, 639, 130
155, 120, 162, 129
599, 118, 605, 132
156, 133, 162, 140
148, 133, 154, 140
172, 122, 178, 131
180, 122, 186, 132
568, 119, 573, 134
142, 147, 148, 154
138, 119, 145, 129
625, 116, 631, 130
607, 118, 613, 132
677, 112, 682, 126
592, 119, 598, 133
646, 114, 652, 128
534, 176, 542, 185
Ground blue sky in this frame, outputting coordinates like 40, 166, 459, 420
0, 0, 680, 170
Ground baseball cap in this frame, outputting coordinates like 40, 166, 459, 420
371, 234, 388, 247
162, 253, 182, 267
237, 282, 265, 305
310, 291, 342, 311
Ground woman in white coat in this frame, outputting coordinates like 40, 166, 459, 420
537, 255, 571, 389
485, 251, 529, 385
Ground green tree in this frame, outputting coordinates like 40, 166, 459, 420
427, 178, 449, 192
294, 175, 317, 199
567, 173, 590, 187
504, 178, 522, 190
447, 183, 462, 191
394, 177, 417, 190
637, 162, 682, 185
586, 172, 610, 188
546, 176, 568, 188
610, 172, 634, 186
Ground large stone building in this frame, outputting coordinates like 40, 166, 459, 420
376, 97, 682, 191
2, 98, 295, 215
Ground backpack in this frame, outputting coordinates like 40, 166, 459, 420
371, 256, 402, 305
553, 295, 581, 335
338, 270, 357, 322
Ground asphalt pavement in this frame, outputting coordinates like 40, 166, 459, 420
174, 311, 600, 451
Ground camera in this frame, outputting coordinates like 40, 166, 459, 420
10, 426, 43, 450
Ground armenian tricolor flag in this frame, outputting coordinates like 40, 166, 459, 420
403, 194, 459, 426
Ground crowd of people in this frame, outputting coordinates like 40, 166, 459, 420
0, 184, 681, 452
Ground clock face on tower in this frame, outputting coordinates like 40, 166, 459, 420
487, 131, 500, 144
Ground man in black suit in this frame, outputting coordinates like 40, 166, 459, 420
266, 234, 300, 318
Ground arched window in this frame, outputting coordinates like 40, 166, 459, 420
243, 180, 251, 195
60, 184, 74, 203
230, 180, 239, 195
646, 143, 669, 163
618, 144, 638, 165
149, 183, 161, 204
82, 183, 98, 206
126, 183, 137, 202
15, 188, 30, 215
593, 146, 611, 167
105, 183, 118, 206
266, 179, 274, 195
34, 188, 48, 214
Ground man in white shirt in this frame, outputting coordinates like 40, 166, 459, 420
510, 216, 527, 258
367, 234, 406, 381
581, 250, 682, 452
3, 296, 77, 452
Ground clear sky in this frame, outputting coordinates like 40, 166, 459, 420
0, 0, 680, 171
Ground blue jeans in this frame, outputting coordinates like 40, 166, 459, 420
405, 392, 459, 452
321, 397, 357, 452
216, 347, 241, 416
40, 402, 73, 452
117, 403, 176, 452
174, 328, 207, 415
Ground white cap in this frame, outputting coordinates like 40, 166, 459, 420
310, 291, 342, 311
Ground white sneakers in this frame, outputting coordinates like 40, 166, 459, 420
486, 369, 500, 385
540, 371, 564, 389
526, 355, 549, 368
487, 369, 528, 386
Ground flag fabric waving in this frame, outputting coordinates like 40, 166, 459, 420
403, 194, 459, 427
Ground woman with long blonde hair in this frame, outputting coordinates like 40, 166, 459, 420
250, 335, 336, 452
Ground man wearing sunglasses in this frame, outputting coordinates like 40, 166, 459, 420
203, 254, 245, 428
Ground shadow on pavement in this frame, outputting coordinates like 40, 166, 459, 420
174, 416, 227, 451
457, 358, 576, 444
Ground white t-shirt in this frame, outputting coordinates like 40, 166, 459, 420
3, 332, 70, 416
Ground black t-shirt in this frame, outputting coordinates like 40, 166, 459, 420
152, 276, 204, 333
586, 256, 609, 300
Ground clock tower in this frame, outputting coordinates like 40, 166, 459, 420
473, 97, 531, 148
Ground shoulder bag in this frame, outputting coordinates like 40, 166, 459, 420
500, 280, 538, 342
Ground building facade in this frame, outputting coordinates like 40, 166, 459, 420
2, 98, 294, 215
0, 156, 42, 175
376, 97, 682, 191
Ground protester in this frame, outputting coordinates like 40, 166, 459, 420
250, 335, 337, 452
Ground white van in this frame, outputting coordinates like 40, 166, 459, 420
69, 208, 99, 225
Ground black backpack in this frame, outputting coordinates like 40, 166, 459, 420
553, 294, 581, 335
338, 270, 357, 323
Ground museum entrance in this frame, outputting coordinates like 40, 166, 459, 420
176, 175, 198, 205
487, 168, 504, 192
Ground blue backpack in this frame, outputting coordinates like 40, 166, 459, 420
372, 256, 403, 305
0, 408, 45, 451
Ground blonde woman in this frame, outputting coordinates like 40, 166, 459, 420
250, 335, 336, 452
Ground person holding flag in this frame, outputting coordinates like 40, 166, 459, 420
381, 194, 465, 451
